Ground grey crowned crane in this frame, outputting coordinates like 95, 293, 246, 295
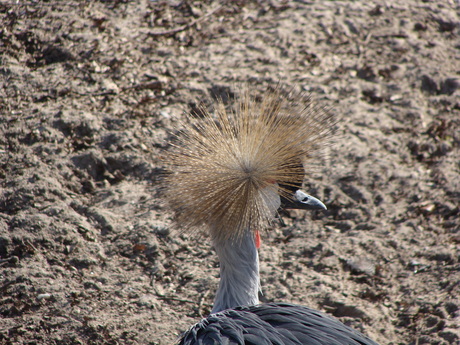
163, 87, 379, 345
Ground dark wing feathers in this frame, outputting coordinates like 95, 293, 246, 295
178, 303, 379, 345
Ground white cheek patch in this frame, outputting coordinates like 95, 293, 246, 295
295, 189, 309, 202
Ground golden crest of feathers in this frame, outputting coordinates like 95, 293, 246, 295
163, 87, 335, 243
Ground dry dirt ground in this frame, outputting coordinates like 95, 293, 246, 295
1, 1, 459, 344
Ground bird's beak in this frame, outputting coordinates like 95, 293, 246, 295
281, 189, 327, 211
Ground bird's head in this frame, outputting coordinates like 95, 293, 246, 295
280, 189, 327, 211
163, 86, 335, 244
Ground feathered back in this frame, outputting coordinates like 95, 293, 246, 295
163, 86, 335, 243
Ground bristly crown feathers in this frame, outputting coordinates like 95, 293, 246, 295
164, 87, 335, 243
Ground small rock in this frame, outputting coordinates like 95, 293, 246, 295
368, 5, 383, 16
37, 293, 52, 300
137, 294, 159, 309
440, 78, 459, 95
357, 65, 376, 81
345, 257, 376, 276
102, 79, 119, 94
413, 22, 427, 31
421, 75, 439, 94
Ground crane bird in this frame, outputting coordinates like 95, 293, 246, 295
163, 87, 379, 345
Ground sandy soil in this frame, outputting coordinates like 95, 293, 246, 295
1, 1, 459, 344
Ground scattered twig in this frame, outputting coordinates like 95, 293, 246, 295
198, 289, 211, 317
24, 239, 38, 253
373, 33, 409, 39
155, 287, 212, 307
0, 256, 19, 267
72, 90, 117, 97
149, 5, 223, 37
156, 294, 198, 305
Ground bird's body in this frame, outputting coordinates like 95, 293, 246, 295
180, 303, 376, 345
163, 87, 379, 345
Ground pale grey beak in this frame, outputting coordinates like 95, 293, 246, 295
281, 190, 327, 211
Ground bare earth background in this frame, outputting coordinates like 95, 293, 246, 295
1, 1, 459, 344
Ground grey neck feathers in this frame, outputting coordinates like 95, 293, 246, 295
211, 230, 260, 313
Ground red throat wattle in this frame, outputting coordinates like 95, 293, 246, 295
255, 230, 261, 249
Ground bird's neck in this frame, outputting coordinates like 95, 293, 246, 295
211, 230, 260, 313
